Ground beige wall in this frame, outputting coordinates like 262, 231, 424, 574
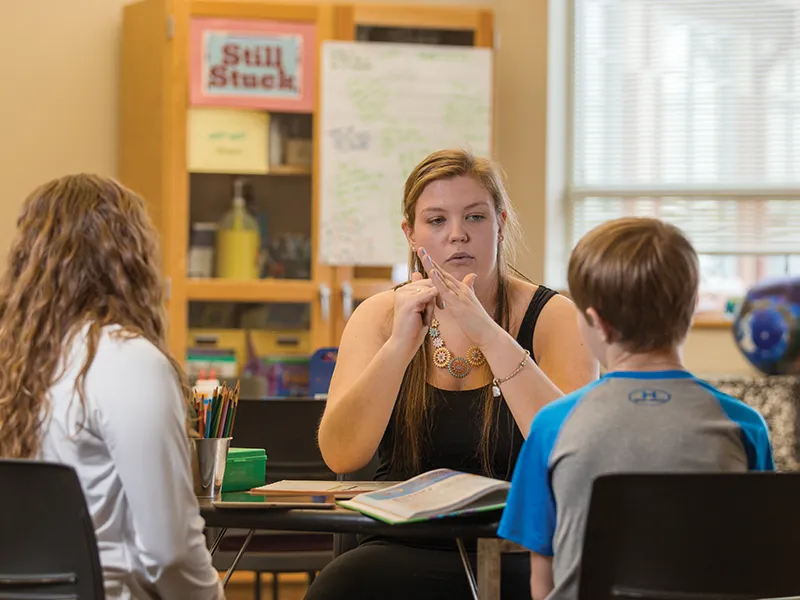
0, 0, 125, 260
0, 0, 754, 377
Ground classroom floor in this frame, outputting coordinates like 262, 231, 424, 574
224, 572, 309, 600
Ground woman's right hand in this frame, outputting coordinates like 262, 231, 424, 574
388, 271, 439, 361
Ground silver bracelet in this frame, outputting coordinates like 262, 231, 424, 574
491, 350, 531, 398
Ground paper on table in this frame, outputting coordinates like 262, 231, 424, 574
250, 480, 394, 499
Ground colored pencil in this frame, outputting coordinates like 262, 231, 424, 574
192, 381, 240, 439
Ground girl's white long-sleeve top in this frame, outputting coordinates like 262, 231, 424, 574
40, 325, 223, 600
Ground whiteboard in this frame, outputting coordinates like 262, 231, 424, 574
320, 41, 493, 266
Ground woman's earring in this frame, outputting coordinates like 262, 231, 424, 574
498, 233, 504, 242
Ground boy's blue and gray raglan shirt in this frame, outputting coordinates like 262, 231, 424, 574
497, 370, 774, 600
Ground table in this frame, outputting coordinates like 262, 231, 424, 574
199, 501, 522, 600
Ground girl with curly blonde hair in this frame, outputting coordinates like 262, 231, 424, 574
0, 174, 222, 600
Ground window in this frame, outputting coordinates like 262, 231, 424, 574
570, 0, 800, 311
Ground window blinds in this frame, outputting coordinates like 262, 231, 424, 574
571, 0, 800, 258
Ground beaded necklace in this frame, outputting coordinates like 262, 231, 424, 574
428, 316, 486, 379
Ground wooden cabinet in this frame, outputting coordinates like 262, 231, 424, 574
118, 0, 494, 376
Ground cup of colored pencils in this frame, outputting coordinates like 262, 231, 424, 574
192, 381, 240, 439
190, 381, 240, 498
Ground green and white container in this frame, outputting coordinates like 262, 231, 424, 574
222, 447, 267, 492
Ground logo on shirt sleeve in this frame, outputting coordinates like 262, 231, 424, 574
628, 389, 672, 405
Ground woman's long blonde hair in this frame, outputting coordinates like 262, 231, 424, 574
0, 174, 187, 459
394, 149, 523, 477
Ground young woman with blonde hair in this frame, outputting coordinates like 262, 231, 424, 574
310, 149, 598, 599
0, 174, 223, 599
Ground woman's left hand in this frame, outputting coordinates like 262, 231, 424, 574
418, 247, 501, 348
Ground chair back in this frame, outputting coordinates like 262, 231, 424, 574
231, 397, 379, 557
0, 458, 105, 599
231, 398, 334, 482
309, 347, 337, 398
579, 472, 800, 600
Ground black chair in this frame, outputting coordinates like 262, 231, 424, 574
579, 472, 800, 600
0, 458, 105, 599
232, 397, 336, 483
211, 397, 336, 599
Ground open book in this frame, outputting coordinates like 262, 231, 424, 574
338, 469, 510, 525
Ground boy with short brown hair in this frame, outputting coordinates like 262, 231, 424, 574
567, 216, 699, 355
499, 217, 773, 600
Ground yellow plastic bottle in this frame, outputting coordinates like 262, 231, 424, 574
216, 178, 261, 280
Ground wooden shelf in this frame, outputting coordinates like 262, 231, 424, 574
349, 5, 489, 30
692, 313, 734, 330
191, 1, 319, 21
268, 164, 312, 176
187, 165, 312, 177
351, 277, 395, 300
185, 278, 318, 303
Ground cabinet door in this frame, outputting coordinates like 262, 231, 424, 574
183, 3, 337, 364
120, 0, 192, 356
329, 5, 495, 341
120, 1, 337, 366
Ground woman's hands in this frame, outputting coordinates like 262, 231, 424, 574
418, 247, 501, 348
388, 271, 439, 362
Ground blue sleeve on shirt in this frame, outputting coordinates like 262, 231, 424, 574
497, 382, 601, 555
695, 380, 775, 471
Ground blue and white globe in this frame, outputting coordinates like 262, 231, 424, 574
733, 276, 800, 376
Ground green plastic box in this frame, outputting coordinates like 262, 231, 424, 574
222, 447, 267, 492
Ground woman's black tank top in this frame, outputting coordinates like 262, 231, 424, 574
374, 285, 558, 482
